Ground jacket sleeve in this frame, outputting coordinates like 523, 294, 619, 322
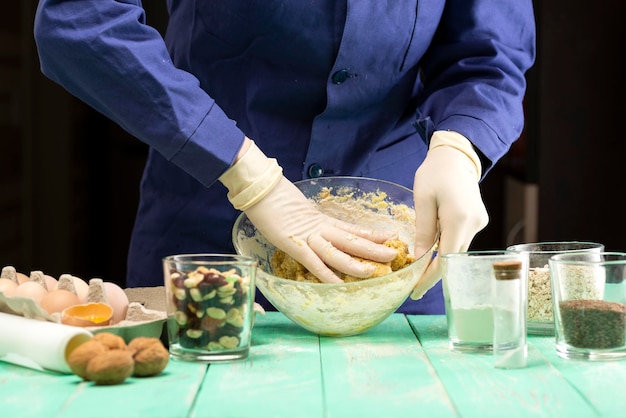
33, 0, 244, 186
415, 0, 536, 176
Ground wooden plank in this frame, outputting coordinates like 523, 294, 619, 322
409, 315, 598, 417
0, 363, 79, 417
193, 312, 325, 418
5, 313, 624, 418
320, 314, 457, 418
57, 360, 207, 418
0, 359, 207, 418
531, 336, 626, 418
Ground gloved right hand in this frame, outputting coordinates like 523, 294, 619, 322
410, 130, 489, 300
219, 138, 398, 283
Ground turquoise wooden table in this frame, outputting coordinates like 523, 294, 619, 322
2, 312, 624, 418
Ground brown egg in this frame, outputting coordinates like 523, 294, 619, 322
44, 275, 58, 292
72, 276, 90, 302
61, 302, 114, 327
12, 281, 48, 303
0, 278, 18, 296
16, 272, 29, 284
29, 271, 49, 290
103, 282, 130, 324
59, 274, 89, 302
39, 289, 81, 314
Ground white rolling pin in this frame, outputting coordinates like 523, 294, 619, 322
0, 312, 92, 374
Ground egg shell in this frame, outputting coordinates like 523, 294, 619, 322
61, 302, 113, 327
39, 289, 81, 314
103, 282, 130, 324
0, 278, 18, 296
12, 281, 48, 303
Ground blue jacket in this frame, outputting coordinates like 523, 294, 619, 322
34, 0, 535, 314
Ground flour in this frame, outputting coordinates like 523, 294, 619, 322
450, 306, 494, 342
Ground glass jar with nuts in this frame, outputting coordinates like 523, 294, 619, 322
163, 254, 257, 362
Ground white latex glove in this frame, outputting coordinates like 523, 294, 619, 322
410, 130, 489, 299
219, 139, 399, 283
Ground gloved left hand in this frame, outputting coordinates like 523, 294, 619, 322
219, 138, 399, 284
410, 130, 489, 299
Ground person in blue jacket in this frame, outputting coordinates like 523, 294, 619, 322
33, 1, 536, 314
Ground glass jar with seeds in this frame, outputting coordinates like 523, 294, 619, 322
549, 252, 626, 361
507, 241, 604, 335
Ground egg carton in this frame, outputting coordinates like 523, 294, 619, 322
0, 286, 167, 342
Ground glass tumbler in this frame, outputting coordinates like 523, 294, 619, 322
442, 250, 529, 352
163, 254, 257, 362
550, 252, 626, 361
507, 241, 604, 335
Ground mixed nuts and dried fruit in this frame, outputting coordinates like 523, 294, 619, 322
166, 266, 251, 352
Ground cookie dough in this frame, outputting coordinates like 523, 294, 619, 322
270, 239, 415, 283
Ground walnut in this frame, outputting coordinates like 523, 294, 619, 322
127, 337, 169, 377
92, 332, 127, 350
85, 349, 135, 385
67, 332, 168, 385
67, 339, 108, 379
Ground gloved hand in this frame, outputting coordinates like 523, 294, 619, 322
219, 138, 398, 283
410, 130, 489, 299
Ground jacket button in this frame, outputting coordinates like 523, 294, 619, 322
331, 69, 350, 84
307, 163, 324, 178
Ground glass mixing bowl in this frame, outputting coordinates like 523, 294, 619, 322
232, 176, 438, 337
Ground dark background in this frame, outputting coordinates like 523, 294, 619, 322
2, 1, 625, 287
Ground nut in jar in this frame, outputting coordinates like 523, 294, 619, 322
163, 254, 257, 362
